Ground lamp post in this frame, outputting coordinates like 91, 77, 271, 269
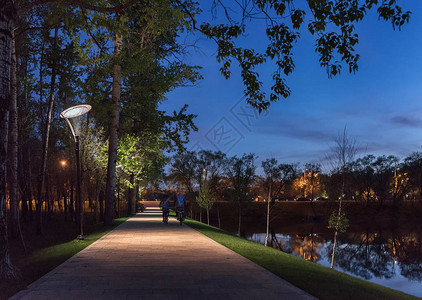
60, 159, 69, 221
60, 104, 91, 240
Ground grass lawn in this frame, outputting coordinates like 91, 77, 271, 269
1, 217, 128, 299
24, 217, 128, 270
185, 218, 417, 300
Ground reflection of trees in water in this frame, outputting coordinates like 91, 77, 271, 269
288, 232, 324, 262
265, 231, 292, 254
265, 230, 325, 261
249, 227, 422, 282
334, 231, 394, 280
388, 232, 422, 281
331, 231, 422, 282
269, 231, 284, 251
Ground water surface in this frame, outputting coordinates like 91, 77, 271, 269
245, 231, 422, 297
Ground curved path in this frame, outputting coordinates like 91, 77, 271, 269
12, 206, 316, 300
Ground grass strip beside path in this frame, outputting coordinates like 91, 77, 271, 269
26, 217, 129, 269
185, 219, 417, 300
2, 218, 128, 299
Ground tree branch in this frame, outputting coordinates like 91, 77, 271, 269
17, 0, 141, 16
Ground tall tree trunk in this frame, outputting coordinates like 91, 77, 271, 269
206, 207, 209, 225
237, 203, 241, 236
216, 200, 221, 228
0, 2, 19, 280
116, 176, 120, 217
36, 26, 58, 234
330, 230, 338, 268
19, 149, 28, 222
35, 43, 45, 234
70, 182, 75, 222
99, 188, 104, 221
199, 207, 202, 223
264, 184, 271, 246
104, 34, 122, 225
63, 191, 68, 221
20, 60, 32, 222
8, 30, 19, 238
27, 154, 33, 221
94, 182, 100, 223
190, 197, 193, 219
128, 173, 135, 215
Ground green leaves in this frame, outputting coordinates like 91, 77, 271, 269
328, 210, 349, 233
199, 0, 410, 110
116, 133, 167, 185
196, 185, 215, 210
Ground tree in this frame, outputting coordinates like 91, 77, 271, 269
328, 210, 349, 268
351, 154, 376, 205
225, 153, 256, 236
372, 155, 398, 206
328, 127, 358, 199
389, 166, 409, 207
196, 151, 226, 227
402, 152, 422, 201
261, 158, 295, 246
8, 29, 19, 239
36, 24, 60, 234
327, 127, 357, 268
116, 133, 167, 215
75, 1, 200, 224
103, 32, 122, 225
0, 0, 18, 281
80, 125, 108, 222
196, 1, 410, 111
168, 151, 197, 216
196, 185, 215, 225
304, 163, 322, 200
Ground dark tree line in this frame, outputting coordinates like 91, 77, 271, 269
325, 152, 422, 206
168, 150, 422, 236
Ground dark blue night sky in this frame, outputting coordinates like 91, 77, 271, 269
161, 0, 422, 172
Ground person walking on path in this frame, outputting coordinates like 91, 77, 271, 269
160, 195, 170, 223
175, 192, 186, 224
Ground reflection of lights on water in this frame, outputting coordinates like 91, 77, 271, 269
246, 232, 422, 297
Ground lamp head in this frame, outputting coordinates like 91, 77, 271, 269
60, 104, 92, 138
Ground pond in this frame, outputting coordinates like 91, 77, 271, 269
245, 230, 422, 297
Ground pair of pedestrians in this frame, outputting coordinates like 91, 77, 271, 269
160, 193, 186, 223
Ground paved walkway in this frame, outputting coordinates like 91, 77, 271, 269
11, 206, 316, 300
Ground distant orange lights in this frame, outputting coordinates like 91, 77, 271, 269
60, 160, 68, 167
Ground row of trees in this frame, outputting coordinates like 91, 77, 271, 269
1, 0, 202, 281
326, 152, 422, 206
167, 149, 422, 238
169, 150, 422, 204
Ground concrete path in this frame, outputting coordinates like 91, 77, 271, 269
11, 206, 316, 300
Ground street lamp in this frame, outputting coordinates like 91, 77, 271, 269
60, 104, 92, 240
60, 160, 67, 168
